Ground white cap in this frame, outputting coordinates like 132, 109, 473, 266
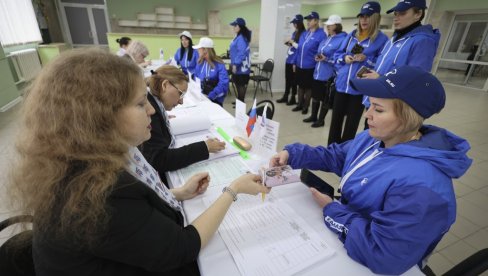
324, 14, 342, 25
192, 37, 214, 49
179, 30, 192, 39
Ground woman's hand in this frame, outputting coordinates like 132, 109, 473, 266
269, 150, 289, 167
344, 55, 354, 64
310, 187, 333, 208
361, 70, 380, 79
229, 174, 270, 195
315, 54, 326, 62
353, 53, 366, 62
173, 172, 210, 201
205, 138, 226, 153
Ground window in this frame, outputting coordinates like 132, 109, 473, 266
0, 0, 42, 46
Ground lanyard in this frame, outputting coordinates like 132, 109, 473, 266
150, 92, 176, 148
339, 141, 382, 190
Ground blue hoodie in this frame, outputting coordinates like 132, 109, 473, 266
294, 28, 327, 69
334, 30, 388, 95
363, 25, 441, 106
313, 32, 348, 81
174, 48, 199, 75
194, 60, 229, 104
285, 31, 306, 64
284, 125, 472, 275
229, 34, 251, 75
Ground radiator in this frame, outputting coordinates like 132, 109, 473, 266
9, 48, 42, 83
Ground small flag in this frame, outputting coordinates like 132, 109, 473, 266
246, 98, 257, 137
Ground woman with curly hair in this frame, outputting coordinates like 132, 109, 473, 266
8, 48, 268, 276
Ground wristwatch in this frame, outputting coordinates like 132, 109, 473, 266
222, 186, 237, 202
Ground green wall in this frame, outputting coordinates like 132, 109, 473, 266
434, 0, 488, 11
106, 0, 208, 24
302, 0, 399, 19
108, 33, 233, 60
216, 1, 261, 32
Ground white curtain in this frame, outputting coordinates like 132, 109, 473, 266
0, 0, 43, 47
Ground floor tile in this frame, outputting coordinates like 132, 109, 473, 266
439, 240, 478, 265
426, 252, 454, 275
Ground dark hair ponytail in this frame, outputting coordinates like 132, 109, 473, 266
294, 22, 306, 42
179, 36, 194, 61
238, 25, 252, 43
116, 37, 131, 47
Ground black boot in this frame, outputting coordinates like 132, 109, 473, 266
287, 94, 297, 105
311, 103, 328, 128
277, 93, 289, 103
292, 105, 302, 112
303, 100, 319, 122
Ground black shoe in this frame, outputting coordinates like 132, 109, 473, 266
311, 121, 325, 128
303, 116, 316, 123
292, 105, 302, 112
276, 95, 288, 103
301, 108, 308, 115
287, 98, 297, 106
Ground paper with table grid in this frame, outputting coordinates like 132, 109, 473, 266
203, 193, 335, 276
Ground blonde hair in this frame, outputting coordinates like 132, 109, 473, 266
126, 40, 149, 60
197, 47, 224, 68
357, 13, 381, 42
392, 99, 424, 133
146, 65, 189, 98
8, 48, 143, 247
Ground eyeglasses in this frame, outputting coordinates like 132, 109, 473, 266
168, 81, 186, 99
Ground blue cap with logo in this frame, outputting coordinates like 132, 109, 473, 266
304, 11, 320, 20
290, 14, 303, 24
387, 0, 427, 14
357, 1, 381, 17
349, 66, 445, 118
230, 17, 246, 26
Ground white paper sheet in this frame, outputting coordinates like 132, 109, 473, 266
235, 99, 248, 132
169, 114, 211, 135
203, 194, 335, 276
175, 130, 239, 161
173, 156, 250, 188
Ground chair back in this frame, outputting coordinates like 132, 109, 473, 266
248, 100, 275, 120
0, 215, 35, 276
261, 59, 274, 74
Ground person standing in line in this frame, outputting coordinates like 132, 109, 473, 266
229, 17, 252, 102
174, 31, 199, 75
116, 36, 131, 57
277, 14, 305, 105
327, 1, 388, 145
292, 11, 326, 115
194, 37, 229, 106
303, 15, 347, 128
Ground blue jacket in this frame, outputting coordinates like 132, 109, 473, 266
362, 25, 441, 107
313, 32, 348, 81
334, 30, 388, 95
229, 34, 251, 75
194, 61, 229, 104
294, 28, 327, 69
284, 125, 472, 275
285, 31, 305, 64
174, 48, 199, 75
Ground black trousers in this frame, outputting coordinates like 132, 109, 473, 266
327, 92, 364, 145
285, 63, 297, 96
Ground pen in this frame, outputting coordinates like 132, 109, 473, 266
261, 181, 265, 202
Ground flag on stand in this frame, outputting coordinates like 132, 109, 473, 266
246, 98, 257, 137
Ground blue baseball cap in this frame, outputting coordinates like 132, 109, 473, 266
357, 1, 381, 17
387, 0, 427, 14
230, 17, 246, 26
290, 14, 303, 24
304, 11, 319, 20
349, 66, 445, 118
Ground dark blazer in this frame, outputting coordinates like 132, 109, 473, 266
142, 93, 209, 184
33, 171, 201, 276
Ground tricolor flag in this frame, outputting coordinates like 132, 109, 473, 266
246, 98, 257, 137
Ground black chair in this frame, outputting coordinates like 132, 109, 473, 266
247, 100, 275, 120
0, 215, 35, 276
421, 248, 488, 276
250, 59, 274, 99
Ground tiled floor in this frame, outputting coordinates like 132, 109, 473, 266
1, 80, 487, 275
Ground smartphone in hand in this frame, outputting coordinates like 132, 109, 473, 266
300, 169, 334, 197
356, 65, 372, 78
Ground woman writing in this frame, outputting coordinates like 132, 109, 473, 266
229, 17, 252, 102
292, 11, 326, 115
9, 48, 268, 275
174, 31, 199, 75
124, 40, 152, 68
270, 66, 472, 275
276, 14, 305, 105
328, 1, 387, 145
142, 65, 226, 185
194, 37, 229, 106
303, 15, 347, 128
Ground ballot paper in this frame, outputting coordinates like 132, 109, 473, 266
173, 156, 250, 188
175, 129, 239, 161
169, 114, 211, 135
203, 194, 335, 276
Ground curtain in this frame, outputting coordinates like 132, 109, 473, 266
0, 0, 42, 46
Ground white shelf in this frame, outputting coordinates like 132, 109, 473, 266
118, 20, 139, 27
157, 22, 175, 28
155, 7, 174, 14
157, 14, 174, 22
175, 16, 191, 23
139, 20, 157, 28
137, 13, 157, 21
